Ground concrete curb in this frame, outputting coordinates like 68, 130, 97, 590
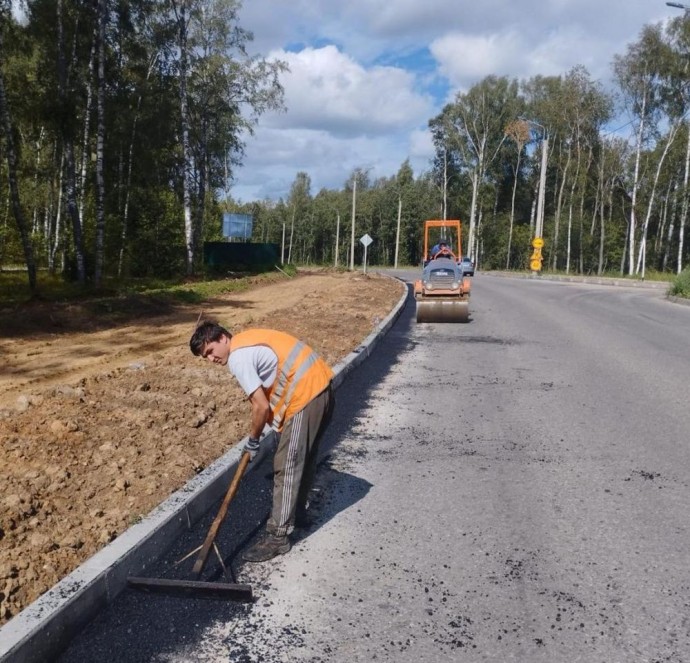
483, 270, 671, 290
484, 270, 690, 307
667, 294, 690, 307
0, 276, 409, 663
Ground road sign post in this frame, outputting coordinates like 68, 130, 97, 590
360, 233, 373, 275
530, 237, 544, 273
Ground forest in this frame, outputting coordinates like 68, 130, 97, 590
1, 0, 690, 292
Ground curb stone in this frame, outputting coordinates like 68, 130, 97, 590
667, 294, 690, 307
484, 270, 690, 306
0, 275, 409, 663
483, 270, 671, 290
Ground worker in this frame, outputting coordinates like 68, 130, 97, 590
430, 241, 451, 259
189, 321, 335, 562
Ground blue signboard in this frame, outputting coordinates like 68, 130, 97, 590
222, 213, 253, 239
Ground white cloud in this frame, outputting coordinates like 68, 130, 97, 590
231, 125, 434, 203
409, 128, 434, 161
231, 0, 677, 201
229, 44, 435, 201
431, 31, 524, 89
264, 46, 433, 137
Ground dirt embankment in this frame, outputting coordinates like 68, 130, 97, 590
0, 271, 405, 625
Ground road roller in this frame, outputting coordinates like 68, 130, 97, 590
414, 219, 471, 323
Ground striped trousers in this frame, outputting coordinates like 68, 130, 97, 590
268, 384, 335, 537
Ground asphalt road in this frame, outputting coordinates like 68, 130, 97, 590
59, 272, 690, 663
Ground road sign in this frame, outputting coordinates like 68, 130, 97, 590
532, 237, 544, 248
530, 259, 543, 271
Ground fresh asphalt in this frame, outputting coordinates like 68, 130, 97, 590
58, 271, 690, 662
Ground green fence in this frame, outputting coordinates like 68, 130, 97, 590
203, 242, 280, 273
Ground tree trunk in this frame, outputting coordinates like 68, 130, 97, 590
662, 182, 678, 272
197, 118, 209, 258
394, 196, 401, 268
0, 38, 37, 292
506, 149, 522, 269
578, 144, 593, 274
599, 178, 609, 276
175, 0, 194, 275
118, 52, 158, 277
288, 207, 296, 264
442, 148, 448, 220
595, 150, 608, 276
655, 181, 671, 261
468, 169, 480, 260
94, 0, 107, 286
57, 0, 86, 284
565, 143, 582, 274
79, 32, 96, 224
628, 93, 647, 275
677, 122, 690, 274
635, 123, 678, 276
50, 152, 65, 274
551, 145, 571, 271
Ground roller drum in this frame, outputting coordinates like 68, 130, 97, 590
415, 299, 469, 323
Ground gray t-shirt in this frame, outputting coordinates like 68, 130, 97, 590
227, 345, 278, 397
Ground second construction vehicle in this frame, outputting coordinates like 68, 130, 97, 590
414, 219, 471, 323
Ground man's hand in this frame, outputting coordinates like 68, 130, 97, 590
244, 437, 260, 461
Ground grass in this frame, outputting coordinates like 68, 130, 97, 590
0, 266, 298, 335
531, 267, 676, 282
669, 268, 690, 298
0, 266, 295, 309
506, 265, 688, 299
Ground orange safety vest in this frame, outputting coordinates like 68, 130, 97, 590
230, 329, 334, 431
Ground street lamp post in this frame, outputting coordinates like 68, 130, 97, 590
519, 117, 549, 273
348, 166, 373, 270
536, 133, 548, 240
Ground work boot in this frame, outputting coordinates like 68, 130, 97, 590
242, 531, 291, 563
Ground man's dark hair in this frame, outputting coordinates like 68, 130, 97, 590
189, 321, 231, 356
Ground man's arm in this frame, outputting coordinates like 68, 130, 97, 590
248, 386, 271, 440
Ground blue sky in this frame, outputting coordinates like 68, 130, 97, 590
231, 0, 678, 203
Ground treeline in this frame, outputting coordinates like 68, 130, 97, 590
1, 5, 689, 289
0, 0, 285, 291
232, 18, 690, 276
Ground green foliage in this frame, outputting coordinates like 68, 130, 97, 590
2, 4, 690, 287
278, 263, 298, 277
0, 0, 285, 287
0, 269, 284, 308
0, 270, 88, 304
669, 268, 690, 297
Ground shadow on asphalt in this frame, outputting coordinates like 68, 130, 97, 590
57, 286, 416, 663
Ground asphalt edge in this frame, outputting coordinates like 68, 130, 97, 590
483, 269, 671, 290
484, 270, 690, 307
0, 275, 409, 663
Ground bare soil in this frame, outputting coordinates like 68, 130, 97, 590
0, 270, 404, 625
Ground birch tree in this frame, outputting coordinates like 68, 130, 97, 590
0, 8, 37, 292
504, 119, 530, 269
613, 25, 666, 275
433, 76, 519, 260
93, 0, 106, 285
